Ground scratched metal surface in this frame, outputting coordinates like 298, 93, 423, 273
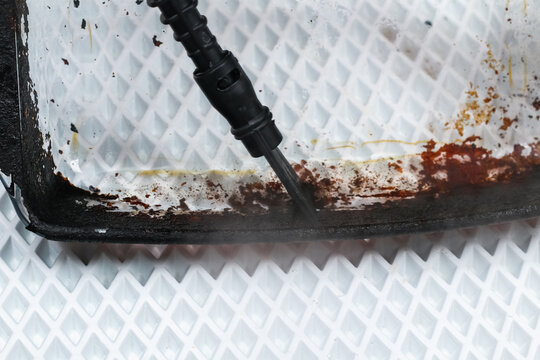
0, 183, 540, 359
23, 0, 540, 213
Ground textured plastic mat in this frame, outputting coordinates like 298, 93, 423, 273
1, 181, 540, 359
24, 0, 540, 213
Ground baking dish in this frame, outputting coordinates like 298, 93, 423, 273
1, 0, 539, 243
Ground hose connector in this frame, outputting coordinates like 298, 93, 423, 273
194, 52, 282, 157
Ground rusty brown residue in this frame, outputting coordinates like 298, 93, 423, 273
533, 98, 540, 111
91, 136, 540, 215
293, 160, 316, 183
123, 196, 150, 209
223, 138, 540, 213
206, 180, 224, 191
484, 45, 504, 76
449, 83, 499, 136
500, 117, 518, 131
228, 182, 291, 213
106, 201, 118, 210
388, 162, 403, 173
419, 137, 540, 194
445, 44, 524, 136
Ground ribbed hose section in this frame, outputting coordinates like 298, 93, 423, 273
147, 0, 225, 71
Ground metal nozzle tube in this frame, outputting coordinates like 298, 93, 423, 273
264, 148, 317, 221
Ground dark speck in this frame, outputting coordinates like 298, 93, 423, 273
81, 19, 86, 29
152, 35, 163, 47
74, 0, 80, 8
533, 98, 540, 111
425, 20, 432, 27
61, 58, 69, 65
70, 123, 79, 133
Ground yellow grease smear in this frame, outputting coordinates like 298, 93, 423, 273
327, 140, 471, 164
332, 141, 356, 146
88, 21, 93, 49
138, 169, 257, 177
327, 139, 471, 165
138, 139, 467, 177
71, 132, 79, 152
325, 153, 419, 165
524, 0, 527, 16
360, 139, 430, 147
311, 139, 318, 145
325, 140, 357, 150
508, 53, 513, 88
523, 57, 528, 92
327, 145, 356, 150
506, 0, 511, 9
326, 139, 429, 151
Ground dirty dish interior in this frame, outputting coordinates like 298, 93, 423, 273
25, 0, 540, 215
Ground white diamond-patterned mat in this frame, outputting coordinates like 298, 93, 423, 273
1, 183, 540, 359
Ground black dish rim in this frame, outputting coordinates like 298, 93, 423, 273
1, 0, 538, 244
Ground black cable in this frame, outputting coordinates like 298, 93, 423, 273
148, 0, 317, 220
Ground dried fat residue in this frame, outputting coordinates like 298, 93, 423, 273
447, 83, 499, 136
484, 44, 504, 75
445, 43, 520, 136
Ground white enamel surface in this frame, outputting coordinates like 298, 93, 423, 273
23, 0, 540, 212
